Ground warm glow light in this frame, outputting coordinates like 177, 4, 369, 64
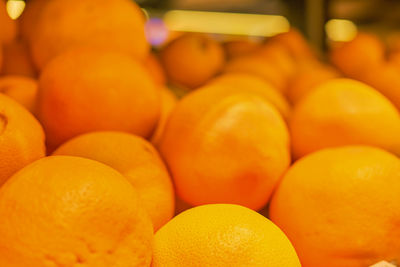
325, 19, 358, 42
164, 10, 290, 37
6, 0, 25, 20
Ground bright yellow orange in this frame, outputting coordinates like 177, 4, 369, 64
223, 39, 262, 59
0, 94, 45, 186
159, 89, 290, 211
30, 0, 149, 70
53, 131, 175, 231
151, 87, 178, 145
287, 65, 340, 104
0, 75, 38, 114
153, 204, 301, 267
143, 53, 167, 86
270, 146, 400, 267
206, 73, 291, 120
160, 33, 225, 89
224, 56, 287, 93
0, 0, 17, 44
1, 39, 37, 78
37, 47, 160, 151
330, 33, 385, 77
290, 78, 400, 159
0, 156, 153, 267
268, 29, 315, 62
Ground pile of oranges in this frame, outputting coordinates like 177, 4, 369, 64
1, 0, 400, 266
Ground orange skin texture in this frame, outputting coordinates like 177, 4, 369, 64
0, 75, 38, 114
0, 0, 17, 44
287, 65, 340, 104
223, 39, 262, 59
2, 39, 37, 78
357, 63, 400, 111
0, 156, 153, 267
224, 56, 287, 93
270, 146, 400, 267
151, 88, 178, 146
206, 73, 291, 120
18, 0, 49, 42
268, 29, 316, 62
0, 94, 45, 186
161, 33, 225, 89
330, 33, 385, 78
153, 204, 301, 267
53, 131, 175, 231
143, 53, 167, 86
37, 48, 160, 151
290, 78, 400, 159
159, 90, 290, 211
30, 0, 149, 70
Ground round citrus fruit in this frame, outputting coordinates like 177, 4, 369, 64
53, 131, 175, 231
0, 94, 45, 186
0, 75, 38, 114
160, 33, 225, 89
143, 53, 167, 86
153, 204, 301, 267
0, 156, 153, 266
270, 146, 400, 267
290, 78, 400, 159
37, 47, 160, 150
30, 0, 149, 69
159, 90, 290, 211
223, 39, 262, 59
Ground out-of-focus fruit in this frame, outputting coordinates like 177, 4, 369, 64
159, 90, 290, 211
37, 48, 160, 150
0, 75, 38, 114
0, 0, 17, 44
153, 204, 301, 267
330, 33, 385, 77
30, 0, 149, 69
144, 53, 167, 86
206, 73, 291, 120
2, 39, 37, 77
223, 39, 262, 59
0, 94, 45, 186
290, 78, 400, 159
18, 0, 48, 42
0, 156, 153, 267
160, 33, 225, 89
270, 146, 400, 267
54, 131, 175, 230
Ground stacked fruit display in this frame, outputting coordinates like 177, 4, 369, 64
0, 0, 400, 266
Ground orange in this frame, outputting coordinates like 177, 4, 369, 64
389, 52, 400, 69
37, 47, 160, 151
330, 33, 385, 77
0, 94, 45, 186
270, 146, 400, 267
0, 0, 17, 44
290, 78, 400, 159
0, 75, 38, 114
224, 56, 287, 93
53, 131, 175, 231
268, 29, 315, 62
357, 63, 400, 111
1, 39, 37, 77
223, 39, 262, 59
159, 89, 290, 211
287, 65, 340, 104
206, 73, 291, 120
151, 87, 178, 145
18, 0, 48, 42
0, 156, 153, 266
30, 0, 149, 70
153, 204, 301, 267
143, 53, 167, 86
160, 33, 225, 89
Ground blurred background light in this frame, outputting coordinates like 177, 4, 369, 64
145, 18, 170, 46
6, 0, 25, 20
325, 19, 358, 42
164, 10, 290, 37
